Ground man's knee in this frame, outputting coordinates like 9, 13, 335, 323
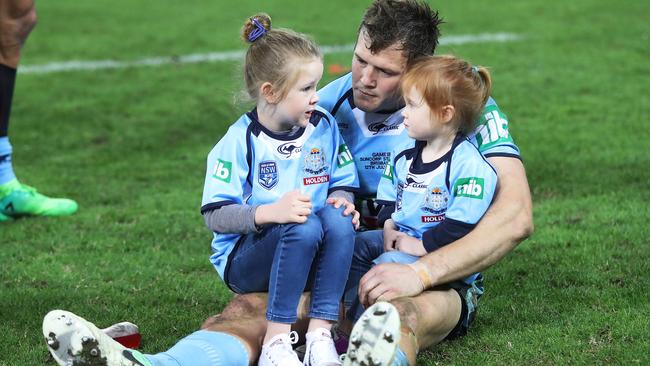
0, 1, 37, 53
390, 297, 420, 335
201, 293, 268, 329
222, 293, 268, 319
2, 0, 35, 19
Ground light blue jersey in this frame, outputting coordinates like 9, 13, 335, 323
201, 106, 359, 278
318, 73, 519, 198
377, 136, 497, 284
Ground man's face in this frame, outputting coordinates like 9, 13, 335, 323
351, 31, 408, 113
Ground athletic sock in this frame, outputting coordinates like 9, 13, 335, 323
391, 347, 410, 366
145, 331, 250, 366
0, 137, 15, 185
0, 64, 16, 137
0, 64, 16, 185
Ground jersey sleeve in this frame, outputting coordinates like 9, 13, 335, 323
317, 73, 352, 113
445, 150, 498, 225
327, 113, 360, 193
472, 97, 521, 158
201, 124, 250, 213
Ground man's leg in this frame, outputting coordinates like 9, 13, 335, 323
44, 309, 251, 366
201, 292, 315, 365
390, 289, 462, 365
0, 0, 77, 220
341, 289, 461, 366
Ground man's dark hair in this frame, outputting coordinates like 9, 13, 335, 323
359, 0, 443, 64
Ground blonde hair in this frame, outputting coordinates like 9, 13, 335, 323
401, 55, 492, 135
241, 13, 322, 102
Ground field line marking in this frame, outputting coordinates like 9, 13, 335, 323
20, 32, 522, 75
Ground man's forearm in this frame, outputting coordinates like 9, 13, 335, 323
419, 157, 534, 286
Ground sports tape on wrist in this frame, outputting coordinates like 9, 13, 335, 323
407, 261, 434, 289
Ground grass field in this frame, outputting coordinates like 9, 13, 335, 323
1, 0, 649, 364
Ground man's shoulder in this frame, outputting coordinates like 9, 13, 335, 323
318, 73, 353, 112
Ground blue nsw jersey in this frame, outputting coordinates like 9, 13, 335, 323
201, 106, 359, 279
318, 73, 519, 198
377, 136, 498, 284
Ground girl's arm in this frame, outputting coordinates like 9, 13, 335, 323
203, 204, 260, 234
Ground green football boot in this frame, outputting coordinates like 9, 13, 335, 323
0, 211, 10, 222
0, 179, 78, 218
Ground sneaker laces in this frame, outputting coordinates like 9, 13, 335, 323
303, 328, 342, 366
262, 331, 301, 366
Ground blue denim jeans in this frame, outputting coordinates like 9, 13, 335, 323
344, 229, 420, 321
225, 204, 355, 323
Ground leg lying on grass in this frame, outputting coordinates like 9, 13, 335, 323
43, 293, 314, 366
0, 0, 77, 220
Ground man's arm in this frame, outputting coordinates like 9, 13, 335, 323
358, 156, 534, 304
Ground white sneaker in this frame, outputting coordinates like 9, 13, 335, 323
342, 302, 400, 366
303, 328, 342, 366
43, 310, 152, 366
259, 331, 303, 366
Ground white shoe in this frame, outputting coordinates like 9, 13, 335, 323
303, 328, 342, 366
259, 331, 303, 366
43, 310, 152, 366
342, 302, 400, 366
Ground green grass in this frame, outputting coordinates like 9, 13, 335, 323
1, 0, 649, 364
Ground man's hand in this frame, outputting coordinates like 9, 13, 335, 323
358, 262, 424, 307
255, 190, 312, 225
383, 219, 402, 251
326, 197, 360, 229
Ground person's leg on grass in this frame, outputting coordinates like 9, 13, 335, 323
342, 289, 462, 366
0, 0, 77, 220
43, 310, 250, 366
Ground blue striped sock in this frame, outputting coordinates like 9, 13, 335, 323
392, 347, 410, 366
0, 137, 15, 185
145, 331, 249, 366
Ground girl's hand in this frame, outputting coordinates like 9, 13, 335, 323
326, 197, 360, 230
394, 235, 427, 257
255, 190, 312, 225
383, 219, 403, 252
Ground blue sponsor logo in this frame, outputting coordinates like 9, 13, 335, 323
258, 161, 278, 190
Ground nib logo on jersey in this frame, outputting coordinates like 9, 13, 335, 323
453, 177, 484, 199
303, 147, 330, 185
212, 159, 232, 183
277, 142, 303, 158
421, 187, 449, 223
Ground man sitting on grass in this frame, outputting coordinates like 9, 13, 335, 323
41, 1, 533, 365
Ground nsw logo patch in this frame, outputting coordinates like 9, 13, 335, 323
258, 161, 278, 190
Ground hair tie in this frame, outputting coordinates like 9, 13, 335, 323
471, 66, 479, 74
248, 18, 267, 42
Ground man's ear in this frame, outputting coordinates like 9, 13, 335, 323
440, 105, 455, 123
260, 82, 279, 104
